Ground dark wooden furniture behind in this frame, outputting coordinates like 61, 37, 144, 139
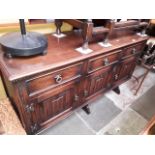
0, 21, 148, 134
55, 19, 148, 50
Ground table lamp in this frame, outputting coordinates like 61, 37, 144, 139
0, 19, 48, 58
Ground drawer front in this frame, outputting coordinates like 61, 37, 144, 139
88, 50, 122, 73
123, 42, 145, 58
26, 62, 83, 96
26, 81, 80, 134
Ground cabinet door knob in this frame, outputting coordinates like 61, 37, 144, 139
74, 95, 79, 102
103, 58, 109, 66
55, 74, 62, 83
84, 90, 88, 97
114, 74, 118, 80
132, 48, 136, 54
25, 103, 34, 112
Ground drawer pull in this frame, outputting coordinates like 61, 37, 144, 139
55, 74, 62, 83
114, 74, 119, 80
74, 95, 79, 102
103, 58, 110, 66
84, 90, 88, 97
25, 103, 34, 112
132, 48, 136, 54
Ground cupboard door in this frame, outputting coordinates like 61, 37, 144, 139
84, 67, 111, 99
119, 57, 136, 81
111, 64, 122, 83
27, 81, 80, 133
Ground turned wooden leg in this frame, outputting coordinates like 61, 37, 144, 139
102, 32, 112, 47
103, 38, 109, 44
82, 105, 90, 114
113, 86, 120, 95
55, 19, 63, 35
82, 20, 93, 50
82, 40, 89, 50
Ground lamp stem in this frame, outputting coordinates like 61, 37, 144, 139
19, 19, 26, 35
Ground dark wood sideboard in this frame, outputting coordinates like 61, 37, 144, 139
0, 27, 148, 134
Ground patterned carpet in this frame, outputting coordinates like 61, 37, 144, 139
0, 98, 26, 135
0, 121, 4, 134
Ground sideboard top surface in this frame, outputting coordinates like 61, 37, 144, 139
0, 31, 148, 81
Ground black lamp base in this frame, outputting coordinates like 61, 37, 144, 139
0, 32, 48, 58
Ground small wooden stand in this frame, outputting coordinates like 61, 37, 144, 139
132, 60, 153, 95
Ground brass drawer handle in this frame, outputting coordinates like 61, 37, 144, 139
114, 74, 118, 80
103, 58, 109, 66
132, 48, 136, 54
55, 74, 62, 83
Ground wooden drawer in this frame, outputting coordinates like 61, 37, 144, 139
26, 62, 83, 96
87, 50, 122, 73
123, 42, 145, 58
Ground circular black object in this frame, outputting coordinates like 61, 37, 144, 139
0, 32, 48, 58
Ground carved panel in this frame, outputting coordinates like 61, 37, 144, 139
28, 83, 78, 129
119, 57, 136, 80
85, 67, 110, 98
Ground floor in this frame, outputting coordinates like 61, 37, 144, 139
41, 66, 155, 135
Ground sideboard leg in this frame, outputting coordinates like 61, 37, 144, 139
113, 86, 120, 95
82, 105, 91, 114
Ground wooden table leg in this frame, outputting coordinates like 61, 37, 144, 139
113, 86, 120, 95
82, 105, 91, 114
